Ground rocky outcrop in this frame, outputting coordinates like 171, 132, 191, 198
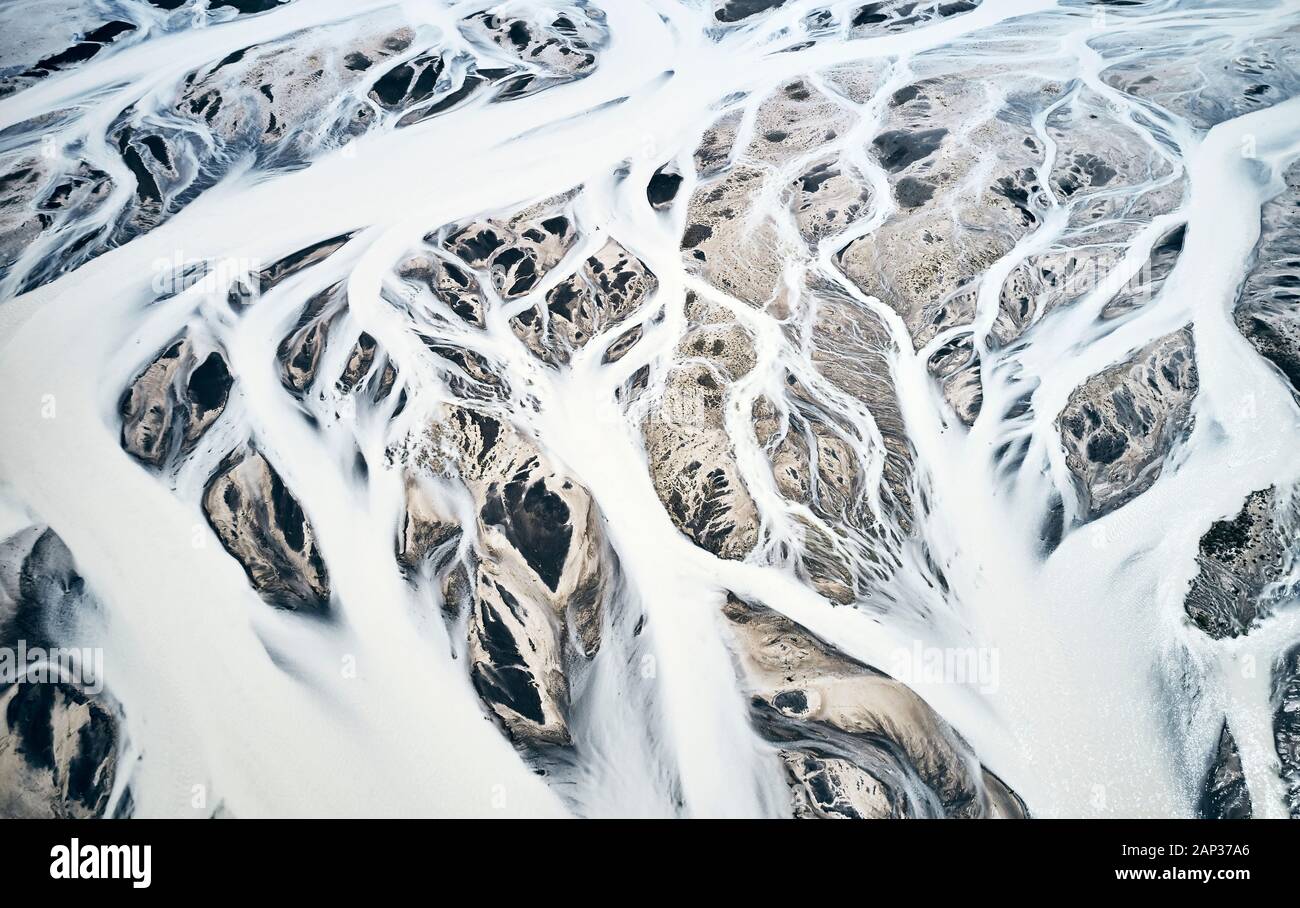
395, 406, 615, 748
252, 232, 354, 299
277, 283, 347, 398
0, 155, 112, 288
0, 525, 122, 818
1197, 721, 1252, 819
0, 682, 120, 819
927, 334, 983, 426
804, 282, 915, 585
721, 593, 1026, 818
395, 475, 462, 578
0, 2, 609, 296
1273, 645, 1300, 819
1234, 160, 1300, 397
642, 294, 759, 560
838, 71, 1054, 351
394, 252, 490, 328
202, 446, 331, 612
684, 79, 853, 308
437, 190, 579, 302
120, 333, 233, 468
460, 2, 607, 101
1098, 24, 1300, 132
1056, 327, 1198, 522
0, 10, 141, 99
994, 87, 1184, 345
110, 19, 417, 241
511, 238, 657, 366
846, 1, 982, 38
789, 155, 871, 246
1185, 487, 1293, 639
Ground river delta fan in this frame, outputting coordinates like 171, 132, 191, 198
0, 0, 1299, 822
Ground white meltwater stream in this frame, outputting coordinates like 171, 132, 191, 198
1, 0, 1299, 818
